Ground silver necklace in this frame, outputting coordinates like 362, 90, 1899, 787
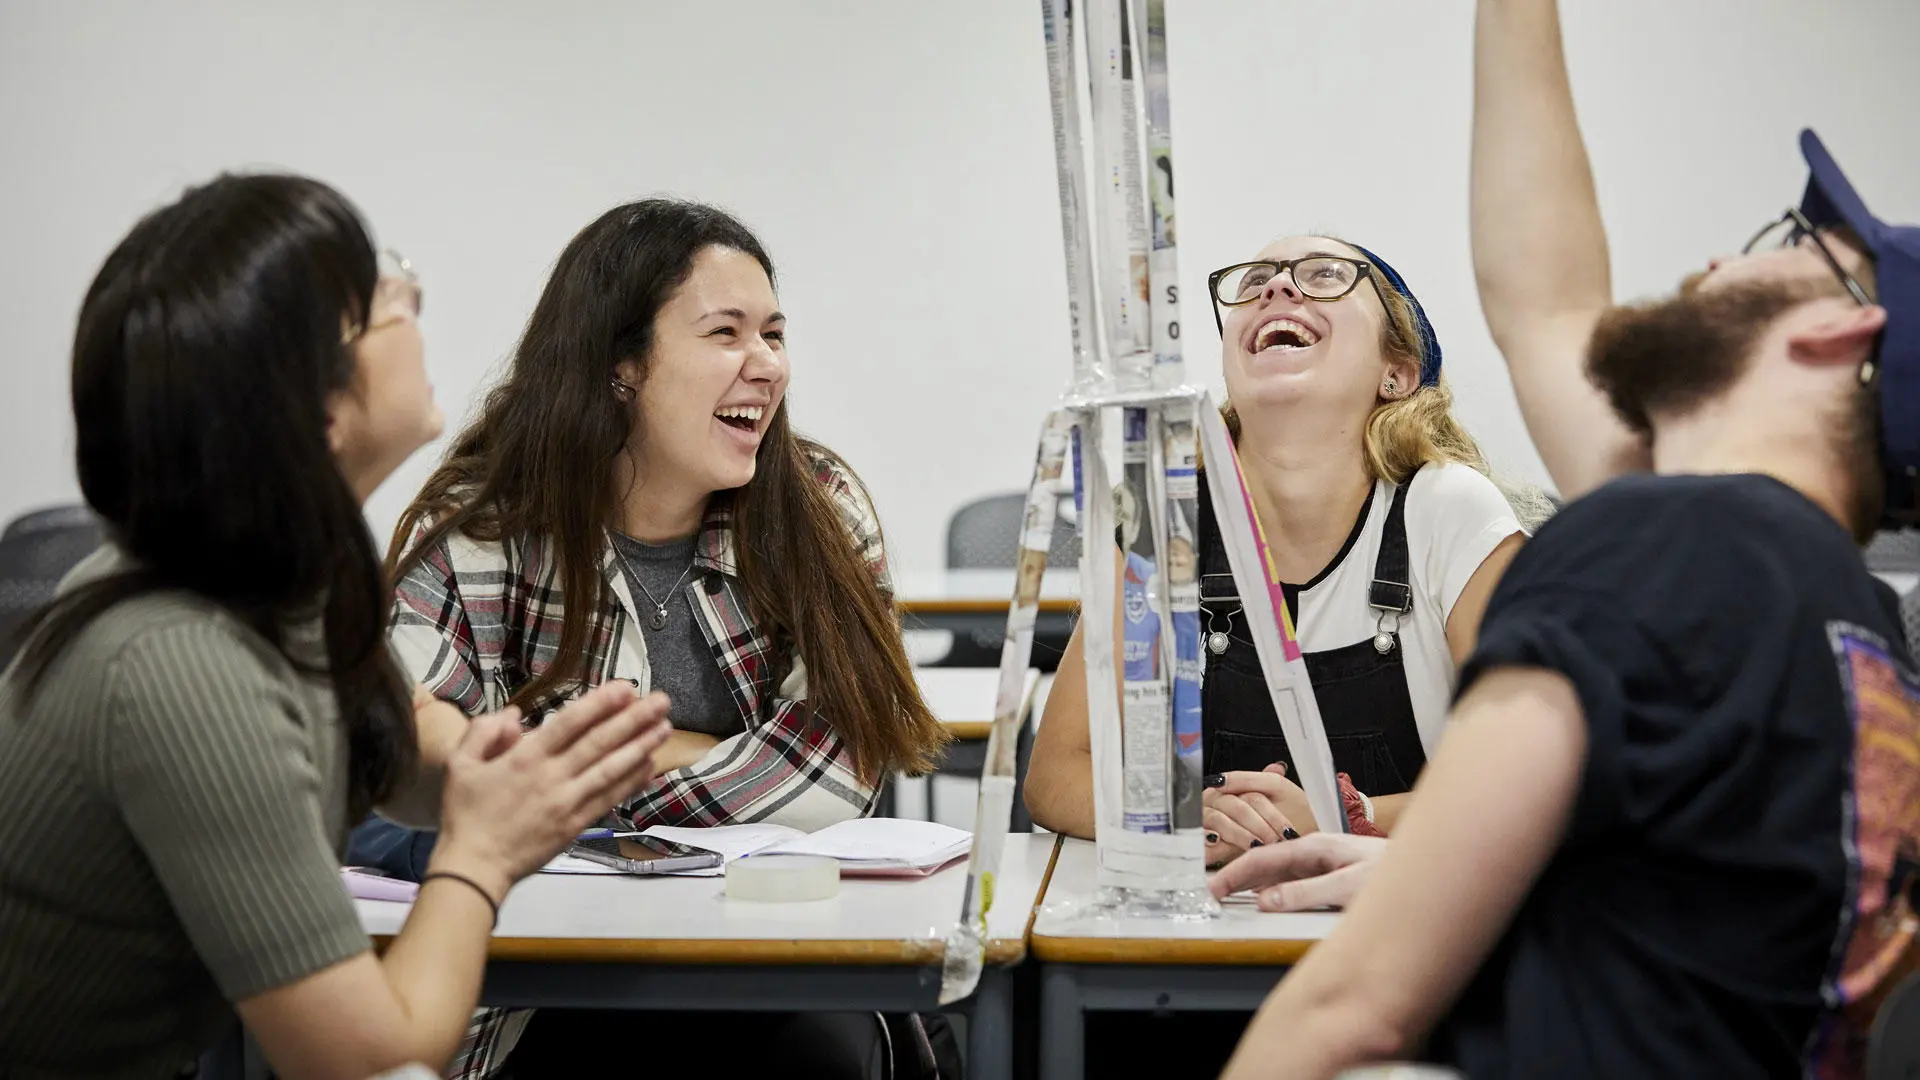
611, 538, 695, 631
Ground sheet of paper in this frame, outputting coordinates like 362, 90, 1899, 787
640, 823, 804, 862
765, 818, 972, 866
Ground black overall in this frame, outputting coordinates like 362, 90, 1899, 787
1195, 474, 1429, 796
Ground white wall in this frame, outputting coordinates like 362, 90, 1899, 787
3, 0, 1917, 577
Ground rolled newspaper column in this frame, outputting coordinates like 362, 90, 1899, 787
1161, 402, 1204, 830
1119, 405, 1171, 833
1041, 0, 1104, 394
1136, 0, 1186, 391
1086, 0, 1152, 389
939, 411, 1074, 1005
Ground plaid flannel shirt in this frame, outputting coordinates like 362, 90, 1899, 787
388, 458, 891, 1080
390, 456, 890, 831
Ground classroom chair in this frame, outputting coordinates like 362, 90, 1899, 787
933, 490, 1080, 670
0, 504, 104, 663
946, 491, 1082, 571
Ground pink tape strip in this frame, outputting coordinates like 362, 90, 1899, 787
1224, 440, 1303, 662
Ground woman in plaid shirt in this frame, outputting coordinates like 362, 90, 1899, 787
366, 199, 951, 1077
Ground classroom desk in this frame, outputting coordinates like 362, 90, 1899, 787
354, 833, 1064, 1080
897, 569, 1081, 671
911, 666, 1043, 828
915, 665, 1040, 742
1029, 838, 1339, 1080
895, 569, 1082, 616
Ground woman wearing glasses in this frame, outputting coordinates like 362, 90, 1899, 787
1027, 234, 1542, 865
0, 174, 674, 1079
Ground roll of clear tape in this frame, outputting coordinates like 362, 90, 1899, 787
724, 855, 840, 901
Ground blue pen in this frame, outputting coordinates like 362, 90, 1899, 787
577, 828, 618, 840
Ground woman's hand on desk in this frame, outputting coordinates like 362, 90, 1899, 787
1203, 763, 1318, 867
432, 681, 673, 898
1208, 833, 1388, 912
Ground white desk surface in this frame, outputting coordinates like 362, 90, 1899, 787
895, 569, 1081, 613
1030, 838, 1338, 965
359, 832, 1062, 965
915, 666, 1041, 738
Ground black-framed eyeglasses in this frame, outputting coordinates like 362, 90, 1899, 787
1206, 257, 1373, 336
1742, 206, 1872, 307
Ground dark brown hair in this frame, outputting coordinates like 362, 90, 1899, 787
17, 174, 415, 820
389, 199, 944, 780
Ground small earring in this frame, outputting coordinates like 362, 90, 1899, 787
1383, 378, 1397, 395
610, 378, 635, 399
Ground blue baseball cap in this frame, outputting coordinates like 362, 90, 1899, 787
1796, 129, 1920, 520
1354, 245, 1442, 387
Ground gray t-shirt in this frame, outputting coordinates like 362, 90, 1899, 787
0, 549, 368, 1079
608, 533, 743, 738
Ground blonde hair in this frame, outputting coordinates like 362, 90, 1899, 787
1225, 251, 1556, 530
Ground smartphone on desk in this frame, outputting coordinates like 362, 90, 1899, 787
565, 834, 723, 875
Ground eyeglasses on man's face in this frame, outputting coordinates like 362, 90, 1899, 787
1742, 207, 1872, 307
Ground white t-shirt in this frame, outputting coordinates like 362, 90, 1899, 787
1289, 462, 1522, 755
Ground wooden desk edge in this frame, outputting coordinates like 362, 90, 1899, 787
369, 931, 1032, 967
1028, 934, 1315, 966
944, 721, 994, 741
901, 599, 1077, 616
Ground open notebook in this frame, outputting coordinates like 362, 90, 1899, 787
541, 818, 973, 878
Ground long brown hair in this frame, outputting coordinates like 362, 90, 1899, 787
390, 199, 944, 780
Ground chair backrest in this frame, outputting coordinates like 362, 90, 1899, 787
945, 492, 1081, 570
3, 504, 100, 542
1869, 969, 1920, 1080
0, 506, 106, 664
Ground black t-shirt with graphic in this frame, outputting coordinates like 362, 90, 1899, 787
1432, 473, 1919, 1079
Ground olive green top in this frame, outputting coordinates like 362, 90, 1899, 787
0, 549, 369, 1078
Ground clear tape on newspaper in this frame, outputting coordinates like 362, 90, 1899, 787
1042, 0, 1104, 393
939, 411, 1073, 1005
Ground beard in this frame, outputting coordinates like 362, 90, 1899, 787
1587, 277, 1884, 542
1833, 378, 1884, 543
1585, 279, 1824, 436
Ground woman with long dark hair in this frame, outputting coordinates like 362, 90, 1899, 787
377, 199, 952, 1077
0, 173, 671, 1079
386, 199, 945, 818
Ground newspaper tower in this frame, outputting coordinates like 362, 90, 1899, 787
940, 0, 1343, 1004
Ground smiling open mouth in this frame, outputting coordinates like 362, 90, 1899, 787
1254, 317, 1321, 352
715, 404, 764, 432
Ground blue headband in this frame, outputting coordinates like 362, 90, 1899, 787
1353, 245, 1442, 387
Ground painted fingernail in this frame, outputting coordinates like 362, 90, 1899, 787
1282, 827, 1300, 841
1204, 773, 1226, 788
1205, 831, 1220, 844
1249, 839, 1263, 848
